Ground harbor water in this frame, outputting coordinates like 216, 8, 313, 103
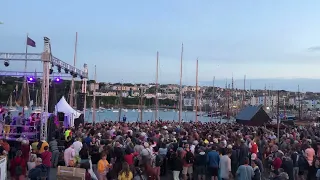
5, 107, 230, 123
84, 109, 227, 123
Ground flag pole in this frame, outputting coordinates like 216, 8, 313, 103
22, 33, 29, 115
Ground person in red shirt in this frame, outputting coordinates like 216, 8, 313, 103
272, 154, 282, 172
124, 148, 138, 174
41, 146, 52, 179
250, 141, 258, 154
10, 150, 26, 180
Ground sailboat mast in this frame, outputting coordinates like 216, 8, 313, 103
155, 51, 159, 121
118, 83, 123, 122
195, 58, 199, 122
179, 43, 183, 124
210, 76, 215, 121
227, 84, 230, 119
70, 32, 78, 107
298, 85, 301, 120
140, 86, 143, 122
9, 93, 12, 107
36, 90, 38, 107
92, 65, 97, 123
243, 75, 246, 108
264, 84, 267, 109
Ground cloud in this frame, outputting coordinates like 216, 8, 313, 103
308, 46, 320, 52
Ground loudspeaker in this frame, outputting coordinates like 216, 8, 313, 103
48, 83, 57, 113
74, 114, 84, 128
77, 92, 85, 111
57, 112, 65, 122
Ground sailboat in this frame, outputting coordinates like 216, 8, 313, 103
7, 93, 17, 112
33, 89, 41, 111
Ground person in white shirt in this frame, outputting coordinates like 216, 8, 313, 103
220, 150, 232, 180
72, 137, 83, 156
64, 144, 76, 166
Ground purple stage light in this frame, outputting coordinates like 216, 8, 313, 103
27, 76, 36, 83
54, 77, 62, 83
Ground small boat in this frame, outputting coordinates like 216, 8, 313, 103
8, 106, 17, 112
163, 109, 168, 112
137, 109, 141, 112
122, 109, 128, 112
106, 108, 111, 111
23, 106, 29, 111
172, 110, 175, 112
113, 109, 119, 112
99, 107, 106, 110
148, 109, 152, 112
132, 109, 135, 112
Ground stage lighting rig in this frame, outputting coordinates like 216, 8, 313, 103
70, 71, 74, 76
49, 68, 53, 74
64, 69, 69, 74
4, 60, 9, 67
72, 73, 77, 78
57, 65, 61, 73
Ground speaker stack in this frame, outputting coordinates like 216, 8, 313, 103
77, 92, 86, 111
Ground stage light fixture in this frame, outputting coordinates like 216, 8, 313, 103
70, 71, 74, 76
57, 66, 61, 73
73, 74, 77, 78
54, 77, 62, 83
49, 69, 53, 74
27, 76, 36, 83
64, 68, 69, 73
4, 60, 9, 67
80, 75, 83, 79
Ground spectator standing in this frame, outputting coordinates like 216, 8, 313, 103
49, 137, 59, 168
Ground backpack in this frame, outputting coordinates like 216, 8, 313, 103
185, 151, 194, 164
155, 154, 163, 167
15, 164, 23, 176
4, 116, 11, 125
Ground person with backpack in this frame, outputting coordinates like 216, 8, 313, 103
152, 147, 162, 180
182, 144, 194, 180
9, 150, 26, 180
4, 112, 12, 138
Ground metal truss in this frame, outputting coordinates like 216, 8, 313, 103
0, 70, 73, 78
0, 52, 88, 78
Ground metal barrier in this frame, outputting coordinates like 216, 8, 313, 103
1, 124, 39, 140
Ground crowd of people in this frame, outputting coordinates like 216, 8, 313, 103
2, 114, 320, 180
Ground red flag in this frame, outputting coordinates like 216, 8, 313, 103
27, 37, 36, 47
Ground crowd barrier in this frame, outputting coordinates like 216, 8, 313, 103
0, 155, 7, 180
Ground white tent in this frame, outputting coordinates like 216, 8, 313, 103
55, 96, 81, 127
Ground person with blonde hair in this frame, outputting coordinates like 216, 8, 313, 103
118, 162, 133, 180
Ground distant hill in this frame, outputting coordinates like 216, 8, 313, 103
199, 78, 320, 92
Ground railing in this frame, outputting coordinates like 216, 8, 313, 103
1, 124, 39, 140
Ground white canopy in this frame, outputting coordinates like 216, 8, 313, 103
55, 96, 81, 127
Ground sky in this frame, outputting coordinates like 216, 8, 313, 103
1, 1, 320, 91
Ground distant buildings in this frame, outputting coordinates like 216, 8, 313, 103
87, 82, 320, 110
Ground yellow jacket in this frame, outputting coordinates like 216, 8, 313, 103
118, 171, 133, 180
98, 159, 110, 173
